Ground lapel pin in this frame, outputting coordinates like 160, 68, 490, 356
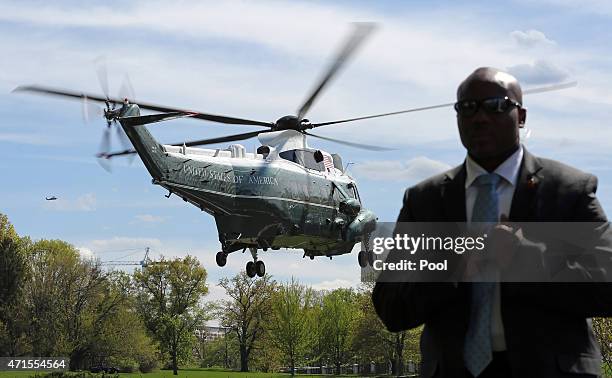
527, 176, 538, 190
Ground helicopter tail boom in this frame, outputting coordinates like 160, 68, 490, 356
117, 104, 167, 179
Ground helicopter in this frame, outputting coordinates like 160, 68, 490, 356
14, 24, 576, 278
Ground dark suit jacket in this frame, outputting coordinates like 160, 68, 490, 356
372, 148, 612, 377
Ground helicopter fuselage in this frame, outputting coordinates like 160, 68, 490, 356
120, 104, 377, 258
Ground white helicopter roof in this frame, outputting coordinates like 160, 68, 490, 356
257, 130, 308, 152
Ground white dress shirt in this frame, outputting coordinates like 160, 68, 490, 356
464, 145, 523, 351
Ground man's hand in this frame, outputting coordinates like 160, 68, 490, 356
488, 223, 522, 270
463, 215, 523, 280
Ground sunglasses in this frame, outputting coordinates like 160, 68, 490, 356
454, 96, 522, 117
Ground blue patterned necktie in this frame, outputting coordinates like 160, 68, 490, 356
464, 173, 500, 377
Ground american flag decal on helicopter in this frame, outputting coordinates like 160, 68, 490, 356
322, 151, 335, 174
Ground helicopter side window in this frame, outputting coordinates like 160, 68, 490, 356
279, 149, 325, 172
279, 150, 296, 163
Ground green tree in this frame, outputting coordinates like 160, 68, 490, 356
249, 324, 282, 373
0, 213, 27, 307
269, 278, 313, 375
352, 286, 421, 376
25, 240, 133, 370
90, 271, 158, 373
352, 289, 388, 369
306, 290, 326, 371
320, 288, 358, 375
0, 213, 30, 356
197, 335, 227, 368
134, 256, 208, 375
403, 325, 423, 372
217, 272, 275, 372
0, 215, 158, 369
593, 317, 612, 375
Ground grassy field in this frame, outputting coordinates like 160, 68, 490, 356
0, 368, 361, 378
0, 372, 36, 378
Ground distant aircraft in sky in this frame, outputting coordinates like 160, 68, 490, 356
45, 196, 57, 201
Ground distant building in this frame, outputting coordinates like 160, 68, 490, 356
195, 324, 228, 341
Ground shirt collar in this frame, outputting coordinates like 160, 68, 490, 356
465, 145, 523, 188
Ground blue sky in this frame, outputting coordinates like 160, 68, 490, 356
2, 0, 612, 303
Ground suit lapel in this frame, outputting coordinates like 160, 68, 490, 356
442, 164, 467, 222
509, 147, 543, 221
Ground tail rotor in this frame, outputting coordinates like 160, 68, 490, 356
91, 59, 135, 170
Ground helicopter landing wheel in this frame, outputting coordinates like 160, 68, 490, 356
309, 255, 315, 260
246, 261, 256, 278
358, 251, 368, 268
255, 261, 265, 277
367, 250, 374, 266
216, 252, 227, 267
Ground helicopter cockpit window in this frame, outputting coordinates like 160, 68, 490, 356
347, 182, 360, 200
279, 149, 325, 172
353, 185, 361, 201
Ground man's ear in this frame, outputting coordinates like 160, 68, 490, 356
518, 108, 527, 128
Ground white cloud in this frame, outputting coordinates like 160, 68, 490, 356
506, 60, 570, 85
134, 214, 165, 223
354, 157, 452, 182
4, 0, 606, 154
75, 193, 96, 210
0, 1, 538, 106
44, 193, 97, 211
77, 246, 95, 259
510, 29, 556, 48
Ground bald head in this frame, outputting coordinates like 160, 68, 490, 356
455, 67, 527, 171
457, 67, 523, 104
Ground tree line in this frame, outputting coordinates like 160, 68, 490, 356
0, 213, 207, 375
1, 212, 610, 375
199, 274, 422, 376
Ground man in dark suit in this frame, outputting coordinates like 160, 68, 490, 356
372, 67, 612, 377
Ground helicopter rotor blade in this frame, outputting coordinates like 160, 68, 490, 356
13, 85, 273, 127
95, 128, 113, 171
118, 74, 136, 102
179, 130, 273, 148
14, 85, 116, 105
311, 102, 454, 128
96, 156, 112, 172
95, 56, 110, 99
311, 80, 578, 128
304, 131, 394, 151
100, 130, 274, 159
522, 80, 578, 95
120, 112, 197, 126
296, 22, 376, 121
82, 95, 104, 124
99, 127, 111, 155
99, 149, 136, 159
